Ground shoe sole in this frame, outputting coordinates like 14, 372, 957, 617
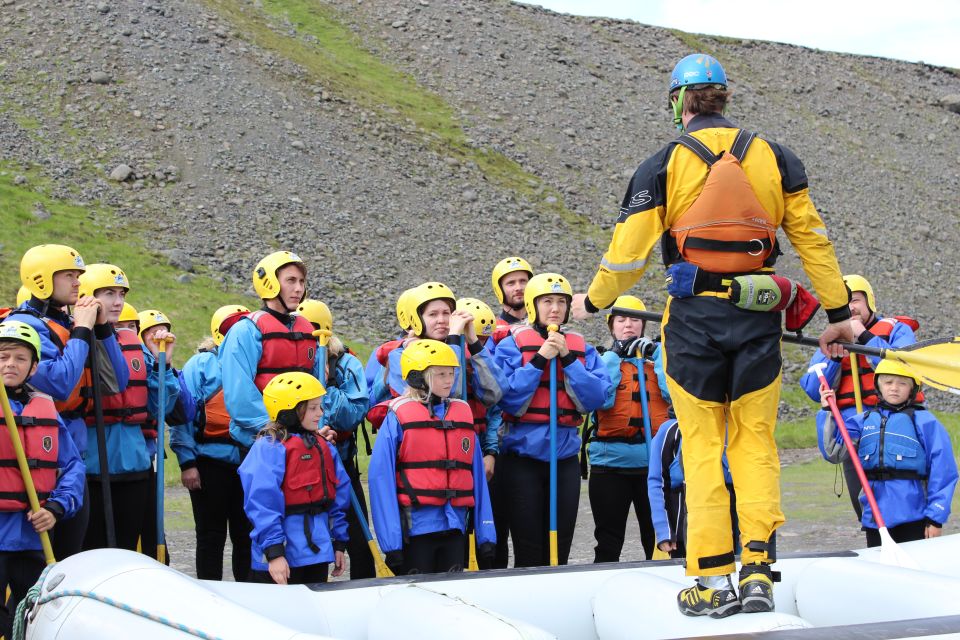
678, 603, 742, 619
741, 597, 775, 614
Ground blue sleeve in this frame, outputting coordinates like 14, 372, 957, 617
143, 348, 181, 421
221, 321, 268, 448
493, 336, 545, 415
366, 355, 392, 407
863, 321, 916, 368
386, 347, 408, 398
238, 437, 287, 554
652, 344, 670, 402
466, 344, 507, 407
646, 422, 672, 545
171, 353, 216, 468
599, 350, 622, 410
100, 331, 130, 392
322, 354, 370, 433
482, 405, 502, 455
562, 344, 613, 413
168, 368, 198, 468
818, 410, 862, 462
16, 315, 89, 402
368, 412, 403, 553
364, 350, 383, 394
800, 351, 839, 402
328, 444, 351, 543
472, 434, 496, 547
919, 413, 959, 525
48, 417, 85, 519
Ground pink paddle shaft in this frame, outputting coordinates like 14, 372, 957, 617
813, 368, 886, 528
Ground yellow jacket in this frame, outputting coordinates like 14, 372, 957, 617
586, 114, 849, 321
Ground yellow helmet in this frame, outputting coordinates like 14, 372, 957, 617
210, 304, 250, 346
20, 244, 86, 300
138, 309, 171, 340
118, 302, 139, 324
296, 299, 332, 332
16, 286, 30, 307
524, 273, 573, 325
407, 282, 456, 337
491, 256, 533, 305
396, 288, 415, 332
78, 263, 130, 299
457, 297, 497, 337
0, 320, 42, 362
262, 372, 326, 422
252, 251, 306, 300
873, 359, 922, 388
843, 274, 875, 313
400, 339, 459, 389
606, 295, 647, 329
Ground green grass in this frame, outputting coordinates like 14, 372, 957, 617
0, 164, 258, 368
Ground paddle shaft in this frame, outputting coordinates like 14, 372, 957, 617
813, 369, 887, 528
850, 355, 865, 414
88, 335, 117, 548
548, 325, 559, 567
636, 353, 653, 448
348, 483, 394, 577
0, 384, 55, 564
156, 339, 170, 562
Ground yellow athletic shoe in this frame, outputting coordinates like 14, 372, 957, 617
739, 565, 775, 613
677, 580, 741, 618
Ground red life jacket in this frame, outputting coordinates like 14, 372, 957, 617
594, 358, 669, 441
503, 326, 586, 428
365, 341, 405, 431
281, 434, 338, 513
836, 316, 924, 409
0, 392, 59, 511
250, 311, 316, 391
376, 339, 402, 366
3, 308, 89, 417
84, 328, 148, 427
393, 397, 475, 508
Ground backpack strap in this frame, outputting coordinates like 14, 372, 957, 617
730, 129, 757, 162
675, 134, 719, 166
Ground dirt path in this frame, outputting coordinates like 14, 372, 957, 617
163, 448, 866, 580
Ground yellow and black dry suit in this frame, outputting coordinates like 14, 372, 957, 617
585, 113, 850, 577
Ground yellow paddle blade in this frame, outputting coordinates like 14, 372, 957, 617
467, 533, 479, 572
652, 548, 671, 561
887, 338, 960, 394
369, 539, 395, 578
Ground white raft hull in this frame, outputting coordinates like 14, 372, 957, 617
23, 535, 960, 640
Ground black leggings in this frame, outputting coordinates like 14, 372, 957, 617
188, 456, 252, 581
342, 457, 375, 580
403, 530, 466, 575
51, 476, 90, 560
488, 465, 511, 569
499, 453, 580, 567
865, 520, 925, 547
83, 477, 150, 551
588, 469, 655, 562
0, 550, 46, 639
250, 562, 329, 585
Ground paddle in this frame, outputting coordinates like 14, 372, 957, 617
809, 363, 919, 569
850, 355, 865, 414
88, 334, 117, 548
312, 328, 393, 578
458, 334, 479, 572
624, 310, 960, 393
0, 384, 55, 564
547, 324, 559, 567
155, 336, 173, 564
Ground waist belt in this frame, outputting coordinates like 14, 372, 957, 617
693, 269, 775, 296
864, 469, 925, 481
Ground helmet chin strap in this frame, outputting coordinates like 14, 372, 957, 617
672, 86, 687, 131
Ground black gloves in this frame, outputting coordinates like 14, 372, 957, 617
612, 336, 657, 359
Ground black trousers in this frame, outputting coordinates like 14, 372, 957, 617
0, 550, 46, 639
250, 562, 329, 585
488, 464, 511, 569
84, 476, 150, 551
499, 453, 580, 567
188, 456, 252, 581
865, 520, 925, 547
51, 476, 90, 560
342, 457, 375, 580
588, 469, 655, 562
403, 530, 466, 575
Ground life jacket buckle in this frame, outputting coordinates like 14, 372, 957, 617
747, 238, 766, 256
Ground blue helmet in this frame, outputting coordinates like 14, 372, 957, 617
669, 54, 727, 94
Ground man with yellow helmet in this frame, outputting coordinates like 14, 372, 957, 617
800, 274, 921, 521
490, 257, 532, 341
571, 53, 853, 617
219, 252, 326, 451
170, 304, 254, 581
817, 359, 957, 547
10, 245, 130, 559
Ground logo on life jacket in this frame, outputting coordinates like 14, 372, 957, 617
461, 437, 471, 453
131, 357, 142, 372
42, 436, 53, 453
307, 347, 315, 361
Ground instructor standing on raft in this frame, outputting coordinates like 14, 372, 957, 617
572, 54, 852, 618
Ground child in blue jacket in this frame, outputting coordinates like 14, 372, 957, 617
817, 359, 958, 546
239, 372, 350, 584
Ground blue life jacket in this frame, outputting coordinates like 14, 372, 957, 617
859, 407, 927, 481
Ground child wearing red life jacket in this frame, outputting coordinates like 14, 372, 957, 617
492, 273, 612, 567
368, 339, 496, 575
0, 321, 84, 638
239, 372, 350, 585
